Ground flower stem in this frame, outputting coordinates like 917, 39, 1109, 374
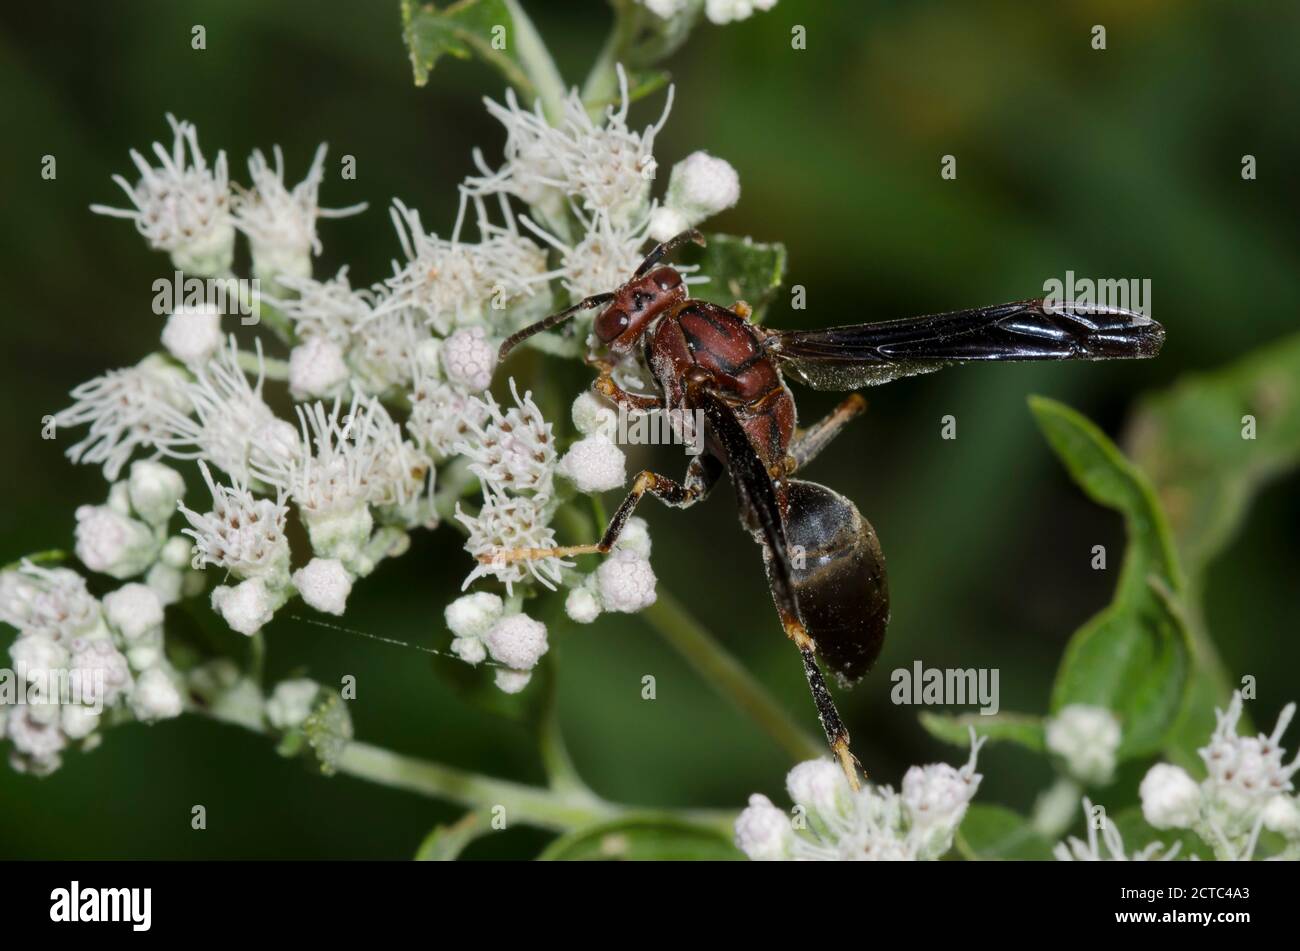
640, 590, 825, 763
200, 704, 732, 835
582, 0, 641, 118
504, 0, 568, 123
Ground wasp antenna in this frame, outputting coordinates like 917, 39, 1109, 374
497, 293, 615, 363
635, 229, 706, 277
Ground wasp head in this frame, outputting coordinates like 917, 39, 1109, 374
593, 266, 686, 353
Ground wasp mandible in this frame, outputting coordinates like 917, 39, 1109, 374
490, 230, 1165, 788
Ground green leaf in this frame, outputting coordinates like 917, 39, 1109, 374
402, 0, 531, 92
683, 234, 788, 322
954, 804, 1055, 860
1128, 331, 1300, 575
415, 812, 488, 860
919, 710, 1044, 753
538, 814, 743, 861
1030, 396, 1191, 759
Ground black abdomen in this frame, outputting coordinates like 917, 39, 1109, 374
780, 480, 889, 686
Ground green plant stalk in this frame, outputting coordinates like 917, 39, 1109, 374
236, 349, 290, 381
504, 0, 568, 123
201, 704, 733, 835
581, 0, 640, 117
641, 589, 825, 763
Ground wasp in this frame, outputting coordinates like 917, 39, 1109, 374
491, 230, 1164, 787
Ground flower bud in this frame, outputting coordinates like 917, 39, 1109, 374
75, 505, 159, 579
127, 461, 186, 527
292, 558, 353, 616
1139, 763, 1202, 830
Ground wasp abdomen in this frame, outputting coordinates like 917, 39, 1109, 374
776, 479, 889, 687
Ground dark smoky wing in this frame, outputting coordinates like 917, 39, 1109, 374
767, 298, 1165, 391
695, 388, 796, 610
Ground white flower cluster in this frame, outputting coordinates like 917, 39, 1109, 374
638, 0, 780, 29
1053, 797, 1183, 861
1044, 703, 1122, 785
0, 560, 185, 776
734, 731, 985, 860
51, 59, 740, 709
1135, 691, 1300, 860
92, 116, 363, 281
443, 592, 549, 694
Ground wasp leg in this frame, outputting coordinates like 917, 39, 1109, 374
594, 372, 664, 412
775, 599, 863, 790
788, 393, 867, 472
483, 457, 722, 564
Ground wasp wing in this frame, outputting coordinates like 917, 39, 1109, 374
765, 298, 1165, 391
695, 387, 798, 612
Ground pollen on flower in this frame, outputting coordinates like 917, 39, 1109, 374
90, 114, 235, 275
267, 267, 375, 344
233, 144, 366, 285
455, 379, 557, 496
457, 491, 568, 593
55, 355, 192, 481
472, 66, 670, 227
178, 461, 290, 582
153, 338, 302, 485
735, 729, 984, 861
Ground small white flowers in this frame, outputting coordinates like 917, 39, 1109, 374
266, 678, 322, 730
1044, 703, 1121, 785
161, 308, 225, 365
55, 355, 191, 480
734, 730, 984, 861
442, 593, 548, 693
288, 335, 350, 400
179, 461, 290, 584
458, 491, 566, 592
1054, 798, 1182, 861
233, 144, 366, 285
705, 0, 779, 26
649, 151, 740, 242
1139, 763, 1202, 830
482, 613, 549, 691
1130, 691, 1300, 859
73, 504, 159, 580
292, 558, 353, 616
596, 551, 657, 613
476, 68, 668, 227
210, 577, 278, 637
456, 379, 557, 496
557, 433, 626, 493
127, 461, 187, 527
442, 326, 497, 392
130, 668, 184, 722
90, 114, 235, 275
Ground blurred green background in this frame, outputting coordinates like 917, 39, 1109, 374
1, 0, 1296, 858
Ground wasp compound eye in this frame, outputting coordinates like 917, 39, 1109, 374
595, 307, 630, 342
